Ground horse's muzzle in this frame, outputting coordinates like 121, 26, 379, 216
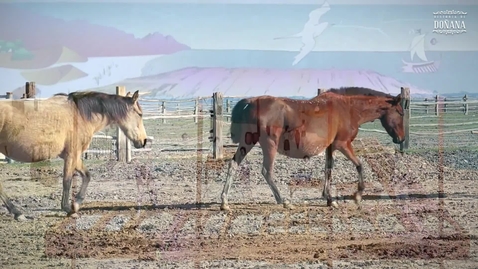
133, 139, 147, 148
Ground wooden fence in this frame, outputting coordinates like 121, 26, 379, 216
409, 94, 478, 116
3, 83, 478, 163
62, 88, 478, 161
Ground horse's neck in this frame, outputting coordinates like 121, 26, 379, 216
82, 115, 113, 134
347, 96, 387, 125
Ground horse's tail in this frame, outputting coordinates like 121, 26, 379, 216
230, 98, 254, 144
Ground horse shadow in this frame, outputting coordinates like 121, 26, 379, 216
34, 191, 475, 216
304, 192, 456, 202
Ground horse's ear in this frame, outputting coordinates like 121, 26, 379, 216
394, 94, 402, 105
387, 94, 402, 106
132, 90, 139, 103
126, 92, 132, 97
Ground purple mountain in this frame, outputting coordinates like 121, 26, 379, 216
88, 67, 434, 98
0, 6, 190, 58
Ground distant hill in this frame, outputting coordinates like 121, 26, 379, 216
140, 49, 476, 96
0, 5, 190, 58
440, 91, 478, 98
87, 67, 434, 98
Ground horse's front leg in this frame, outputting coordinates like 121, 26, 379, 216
73, 160, 91, 212
337, 141, 364, 206
261, 138, 294, 209
61, 157, 79, 218
322, 145, 338, 208
220, 142, 254, 211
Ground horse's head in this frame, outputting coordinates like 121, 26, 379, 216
379, 94, 405, 145
119, 90, 148, 148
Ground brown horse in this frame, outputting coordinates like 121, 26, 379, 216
220, 87, 405, 210
0, 90, 148, 220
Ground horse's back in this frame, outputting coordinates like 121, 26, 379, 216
230, 96, 322, 137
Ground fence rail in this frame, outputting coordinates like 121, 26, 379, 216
3, 83, 478, 163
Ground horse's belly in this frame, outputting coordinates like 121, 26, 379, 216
277, 133, 327, 158
0, 143, 64, 162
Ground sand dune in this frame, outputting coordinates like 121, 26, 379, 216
87, 67, 433, 98
21, 64, 88, 85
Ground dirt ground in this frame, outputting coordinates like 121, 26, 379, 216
0, 138, 477, 268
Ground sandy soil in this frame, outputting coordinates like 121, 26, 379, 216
0, 138, 477, 268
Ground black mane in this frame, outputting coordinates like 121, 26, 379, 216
325, 87, 394, 98
53, 93, 69, 97
64, 91, 132, 122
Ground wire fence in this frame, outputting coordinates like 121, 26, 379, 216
2, 93, 478, 163
140, 97, 213, 155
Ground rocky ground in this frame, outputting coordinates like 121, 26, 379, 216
0, 138, 477, 268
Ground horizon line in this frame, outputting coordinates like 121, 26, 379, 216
1, 0, 477, 5
180, 48, 478, 52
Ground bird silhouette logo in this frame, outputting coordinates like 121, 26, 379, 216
274, 0, 331, 66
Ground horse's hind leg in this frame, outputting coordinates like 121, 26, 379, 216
337, 141, 364, 206
322, 145, 338, 208
220, 142, 254, 211
0, 182, 26, 221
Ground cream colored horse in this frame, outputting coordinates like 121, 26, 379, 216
0, 90, 148, 220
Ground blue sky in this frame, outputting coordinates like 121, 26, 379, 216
10, 1, 478, 51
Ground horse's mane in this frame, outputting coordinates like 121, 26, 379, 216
53, 93, 67, 97
62, 91, 133, 122
325, 87, 394, 98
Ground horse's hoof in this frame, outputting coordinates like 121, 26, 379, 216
220, 204, 231, 211
354, 192, 362, 205
72, 202, 80, 213
327, 200, 338, 208
68, 213, 80, 219
327, 199, 339, 208
283, 202, 295, 210
15, 214, 27, 222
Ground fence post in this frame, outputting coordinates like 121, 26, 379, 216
161, 101, 166, 124
463, 94, 468, 115
116, 86, 127, 162
5, 91, 16, 163
400, 87, 410, 152
25, 81, 36, 98
4, 91, 13, 163
443, 97, 447, 113
212, 92, 224, 160
317, 88, 326, 95
435, 94, 440, 116
194, 97, 199, 123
